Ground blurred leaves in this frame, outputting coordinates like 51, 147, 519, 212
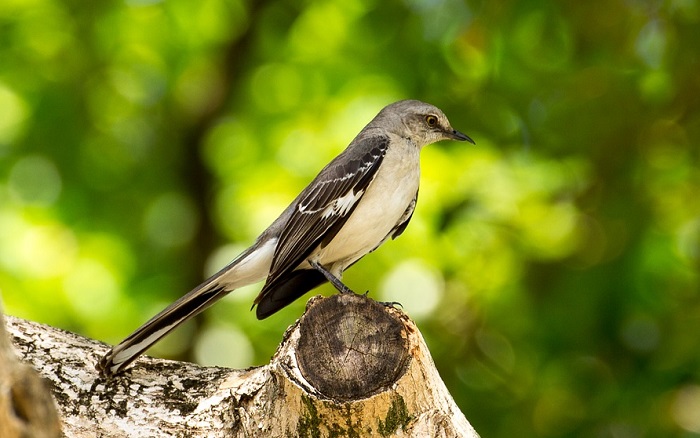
1, 0, 699, 437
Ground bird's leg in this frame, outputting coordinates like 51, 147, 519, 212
309, 261, 402, 308
309, 260, 356, 295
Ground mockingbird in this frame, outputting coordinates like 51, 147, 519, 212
97, 99, 473, 377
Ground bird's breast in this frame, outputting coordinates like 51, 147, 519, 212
312, 141, 421, 271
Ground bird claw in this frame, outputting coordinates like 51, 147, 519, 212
360, 289, 402, 308
337, 286, 355, 294
379, 301, 403, 309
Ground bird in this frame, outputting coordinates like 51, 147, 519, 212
97, 99, 474, 377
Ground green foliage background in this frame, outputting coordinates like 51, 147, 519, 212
1, 0, 699, 436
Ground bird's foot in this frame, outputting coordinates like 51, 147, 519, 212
336, 283, 356, 294
354, 289, 401, 308
378, 300, 403, 309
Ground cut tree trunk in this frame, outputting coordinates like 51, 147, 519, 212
4, 293, 479, 437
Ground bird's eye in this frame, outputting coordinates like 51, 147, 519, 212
425, 115, 438, 127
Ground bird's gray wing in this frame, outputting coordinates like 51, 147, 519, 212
254, 136, 389, 305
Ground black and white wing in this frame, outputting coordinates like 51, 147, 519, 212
253, 136, 389, 309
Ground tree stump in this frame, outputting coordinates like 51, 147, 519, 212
3, 294, 479, 437
296, 293, 410, 400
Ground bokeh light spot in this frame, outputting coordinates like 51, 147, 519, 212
475, 329, 515, 373
143, 192, 199, 248
672, 385, 700, 433
380, 259, 443, 320
8, 155, 62, 206
636, 20, 667, 69
251, 63, 303, 113
62, 258, 119, 318
194, 324, 254, 369
0, 82, 30, 147
14, 222, 78, 278
619, 314, 660, 353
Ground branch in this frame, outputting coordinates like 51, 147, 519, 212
0, 301, 61, 438
6, 294, 479, 437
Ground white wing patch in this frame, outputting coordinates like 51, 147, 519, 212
321, 189, 364, 219
297, 171, 364, 215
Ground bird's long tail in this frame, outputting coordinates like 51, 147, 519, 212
97, 239, 275, 377
96, 280, 230, 377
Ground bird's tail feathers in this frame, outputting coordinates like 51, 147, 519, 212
97, 239, 276, 377
97, 281, 229, 377
254, 269, 326, 319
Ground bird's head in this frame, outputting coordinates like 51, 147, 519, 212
376, 100, 475, 148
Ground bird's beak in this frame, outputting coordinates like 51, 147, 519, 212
448, 129, 476, 144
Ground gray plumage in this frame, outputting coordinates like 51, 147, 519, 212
97, 99, 473, 377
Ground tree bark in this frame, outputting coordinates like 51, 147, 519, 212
0, 301, 61, 438
4, 294, 479, 437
